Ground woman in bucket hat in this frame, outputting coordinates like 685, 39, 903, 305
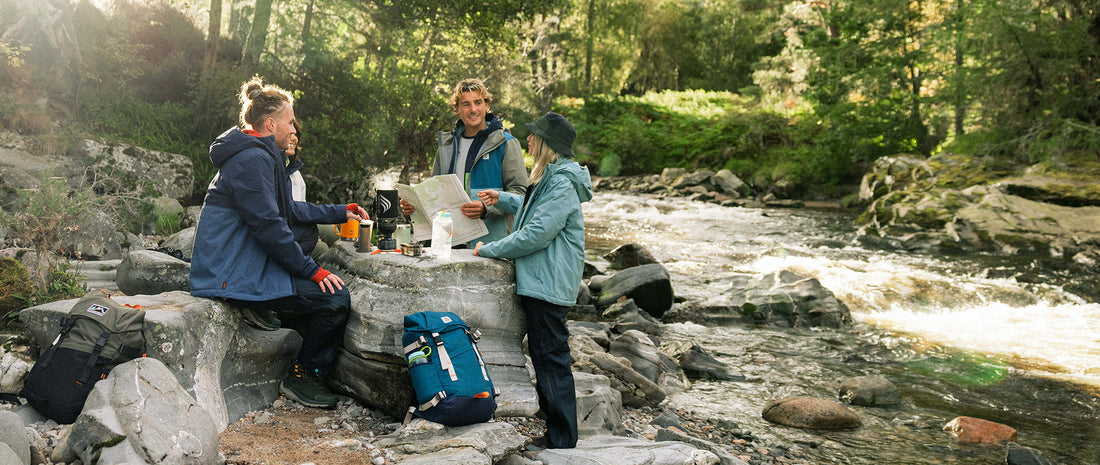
474, 112, 592, 449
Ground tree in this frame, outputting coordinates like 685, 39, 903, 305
241, 0, 273, 65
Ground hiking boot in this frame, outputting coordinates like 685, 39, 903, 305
280, 364, 338, 409
240, 307, 281, 331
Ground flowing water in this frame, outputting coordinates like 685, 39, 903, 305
582, 192, 1100, 465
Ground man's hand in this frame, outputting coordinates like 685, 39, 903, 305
400, 199, 415, 216
310, 268, 346, 294
473, 241, 484, 256
346, 203, 370, 221
460, 200, 486, 219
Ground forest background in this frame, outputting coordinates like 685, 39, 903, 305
1, 0, 1098, 205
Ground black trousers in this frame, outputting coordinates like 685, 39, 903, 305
230, 276, 350, 377
521, 296, 578, 449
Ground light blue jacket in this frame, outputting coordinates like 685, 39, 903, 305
477, 158, 593, 307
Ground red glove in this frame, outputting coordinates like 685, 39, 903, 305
346, 203, 359, 212
310, 268, 332, 284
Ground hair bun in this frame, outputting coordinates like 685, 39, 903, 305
246, 83, 264, 100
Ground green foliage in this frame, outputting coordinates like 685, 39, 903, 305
13, 261, 88, 309
598, 153, 622, 177
0, 257, 34, 327
0, 175, 100, 286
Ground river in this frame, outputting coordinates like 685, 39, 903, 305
581, 191, 1100, 465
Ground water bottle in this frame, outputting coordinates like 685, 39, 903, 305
431, 211, 453, 259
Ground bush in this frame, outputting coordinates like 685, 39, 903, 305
0, 257, 34, 327
0, 175, 99, 285
598, 153, 622, 177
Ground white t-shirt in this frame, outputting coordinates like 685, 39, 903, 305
454, 135, 475, 179
290, 171, 306, 201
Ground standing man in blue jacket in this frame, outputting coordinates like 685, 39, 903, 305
400, 78, 528, 246
190, 76, 369, 409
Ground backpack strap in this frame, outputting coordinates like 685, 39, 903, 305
36, 317, 76, 369
117, 344, 144, 360
418, 391, 448, 411
402, 336, 429, 356
465, 330, 491, 383
432, 332, 457, 382
79, 331, 110, 384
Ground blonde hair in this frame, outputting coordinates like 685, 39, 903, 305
238, 76, 293, 129
450, 78, 493, 109
528, 134, 561, 186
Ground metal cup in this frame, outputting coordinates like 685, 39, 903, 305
335, 219, 359, 241
357, 220, 373, 253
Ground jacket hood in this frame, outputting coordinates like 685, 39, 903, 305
454, 113, 503, 137
209, 127, 280, 168
546, 158, 593, 203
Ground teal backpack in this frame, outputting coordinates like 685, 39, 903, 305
402, 311, 497, 426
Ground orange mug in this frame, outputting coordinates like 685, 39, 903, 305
335, 219, 359, 241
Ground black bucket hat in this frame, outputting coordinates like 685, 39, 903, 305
525, 112, 575, 157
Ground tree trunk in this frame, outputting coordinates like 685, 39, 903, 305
301, 0, 314, 57
242, 0, 274, 65
584, 0, 595, 97
197, 0, 222, 120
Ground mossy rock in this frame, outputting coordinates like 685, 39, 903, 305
0, 257, 34, 318
993, 233, 1050, 253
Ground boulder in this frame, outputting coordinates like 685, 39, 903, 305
573, 372, 625, 438
66, 358, 219, 465
942, 416, 1017, 444
68, 139, 194, 201
20, 292, 301, 431
57, 210, 124, 260
319, 244, 537, 419
596, 263, 674, 319
762, 396, 862, 430
671, 170, 715, 190
532, 435, 720, 465
567, 321, 612, 350
838, 375, 902, 407
1006, 442, 1056, 465
601, 299, 661, 335
712, 170, 747, 198
661, 340, 742, 381
376, 419, 528, 463
660, 168, 688, 185
732, 270, 852, 328
0, 443, 22, 465
574, 351, 665, 409
0, 411, 29, 465
0, 339, 34, 394
116, 249, 191, 295
603, 243, 659, 269
655, 427, 748, 465
160, 227, 197, 262
608, 330, 689, 395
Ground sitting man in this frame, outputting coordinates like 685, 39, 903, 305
189, 76, 368, 409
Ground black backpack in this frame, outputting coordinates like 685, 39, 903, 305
20, 295, 146, 423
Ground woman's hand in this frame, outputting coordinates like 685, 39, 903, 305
400, 199, 415, 216
473, 241, 484, 256
477, 189, 500, 206
346, 204, 370, 221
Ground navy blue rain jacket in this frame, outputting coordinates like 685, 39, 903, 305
189, 127, 347, 301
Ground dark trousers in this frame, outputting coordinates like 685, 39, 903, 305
521, 296, 578, 449
230, 276, 350, 377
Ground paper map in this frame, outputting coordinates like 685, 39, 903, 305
395, 174, 488, 245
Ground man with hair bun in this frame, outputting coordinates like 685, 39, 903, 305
400, 78, 528, 246
190, 76, 368, 409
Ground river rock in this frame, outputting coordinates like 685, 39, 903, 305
319, 244, 537, 419
376, 418, 528, 463
762, 396, 862, 429
608, 330, 689, 395
942, 416, 1017, 444
602, 298, 662, 335
20, 292, 301, 431
838, 375, 902, 407
67, 139, 194, 201
0, 411, 29, 465
65, 357, 219, 465
712, 169, 747, 198
575, 351, 666, 409
661, 340, 742, 381
734, 270, 852, 328
1006, 442, 1056, 465
574, 371, 625, 437
116, 249, 191, 295
595, 263, 674, 318
671, 170, 715, 191
532, 435, 720, 465
568, 321, 612, 350
603, 243, 659, 269
655, 427, 747, 465
661, 168, 688, 185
